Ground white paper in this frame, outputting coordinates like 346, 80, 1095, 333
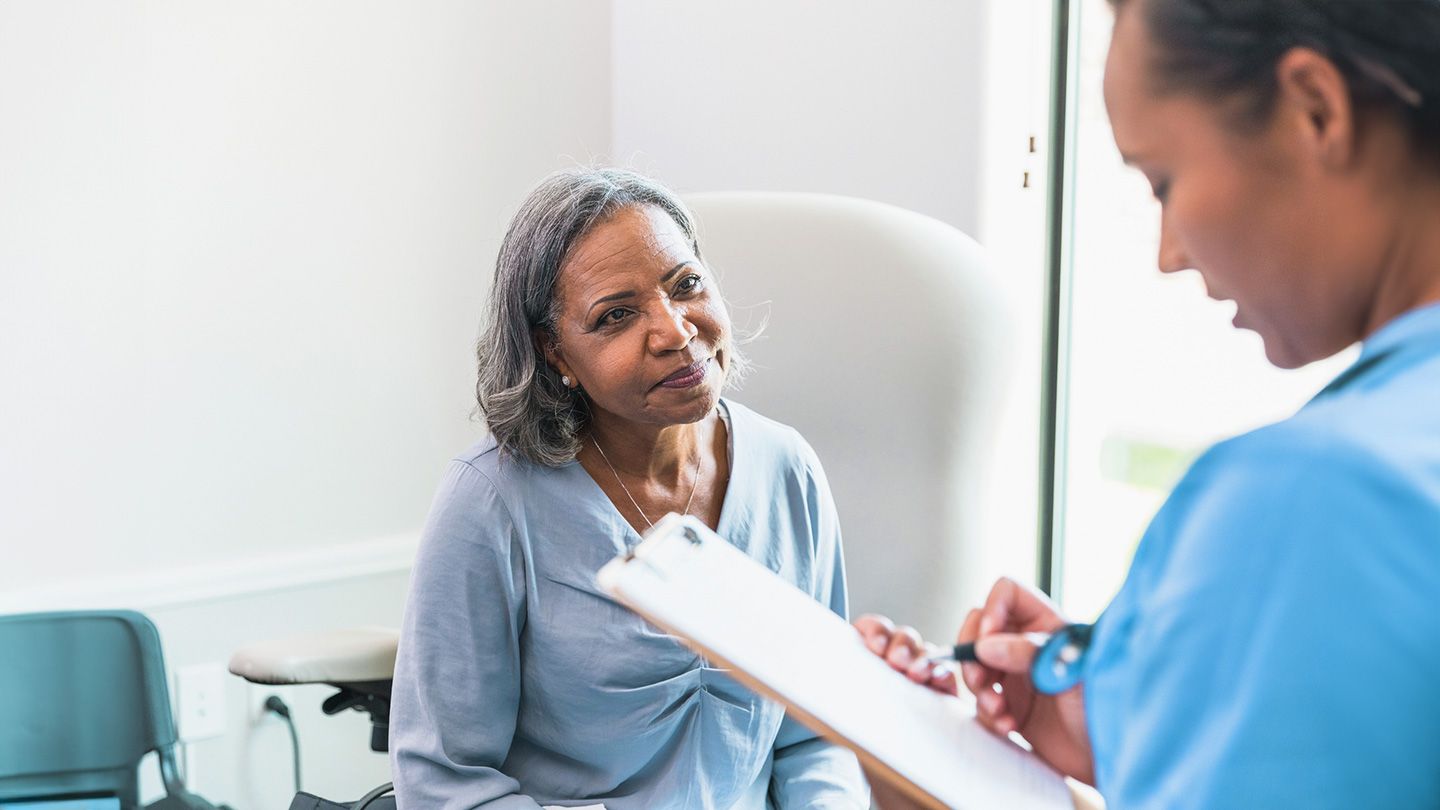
597, 514, 1071, 810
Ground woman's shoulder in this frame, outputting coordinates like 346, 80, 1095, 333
452, 432, 568, 486
452, 433, 505, 479
437, 433, 576, 523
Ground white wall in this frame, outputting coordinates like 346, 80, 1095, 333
0, 1, 612, 804
612, 0, 988, 236
0, 0, 610, 596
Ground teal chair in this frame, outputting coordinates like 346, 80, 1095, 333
0, 610, 227, 809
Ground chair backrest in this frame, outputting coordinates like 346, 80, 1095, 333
685, 192, 1011, 638
0, 610, 180, 806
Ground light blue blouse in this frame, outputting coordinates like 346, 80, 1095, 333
1085, 302, 1440, 807
390, 400, 867, 809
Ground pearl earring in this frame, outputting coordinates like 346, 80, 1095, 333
561, 375, 571, 387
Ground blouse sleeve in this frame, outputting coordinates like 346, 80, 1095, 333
390, 460, 544, 810
769, 443, 870, 808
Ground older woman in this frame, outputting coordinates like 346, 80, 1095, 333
390, 168, 868, 809
860, 1, 1440, 808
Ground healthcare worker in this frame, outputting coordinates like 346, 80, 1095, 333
856, 0, 1440, 807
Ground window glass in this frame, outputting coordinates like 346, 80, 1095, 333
1055, 0, 1353, 619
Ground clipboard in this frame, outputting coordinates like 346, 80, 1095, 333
595, 513, 1075, 810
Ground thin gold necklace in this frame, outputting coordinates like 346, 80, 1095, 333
590, 433, 703, 529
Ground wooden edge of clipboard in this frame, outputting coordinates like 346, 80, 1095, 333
603, 585, 949, 810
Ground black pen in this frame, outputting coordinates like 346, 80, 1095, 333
924, 632, 1055, 664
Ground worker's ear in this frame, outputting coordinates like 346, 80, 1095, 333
1274, 46, 1360, 173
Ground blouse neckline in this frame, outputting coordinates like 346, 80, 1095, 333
568, 398, 741, 546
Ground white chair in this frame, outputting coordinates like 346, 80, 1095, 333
685, 192, 1012, 639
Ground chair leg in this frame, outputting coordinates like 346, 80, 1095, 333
147, 746, 228, 810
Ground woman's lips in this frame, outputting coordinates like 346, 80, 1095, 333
658, 358, 709, 389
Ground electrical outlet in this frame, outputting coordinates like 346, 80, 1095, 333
175, 662, 228, 741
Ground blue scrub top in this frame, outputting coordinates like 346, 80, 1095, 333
1085, 302, 1440, 808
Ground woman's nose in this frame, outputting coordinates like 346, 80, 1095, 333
649, 303, 698, 352
1156, 210, 1191, 274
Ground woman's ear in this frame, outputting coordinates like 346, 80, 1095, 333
1275, 47, 1357, 171
534, 328, 572, 387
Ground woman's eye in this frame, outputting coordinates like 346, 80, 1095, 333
676, 274, 705, 295
599, 308, 630, 327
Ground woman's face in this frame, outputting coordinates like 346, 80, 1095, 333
544, 204, 731, 430
1103, 5, 1397, 369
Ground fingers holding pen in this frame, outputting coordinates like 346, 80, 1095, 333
956, 608, 985, 695
974, 683, 1006, 725
971, 631, 1051, 734
975, 633, 1043, 675
976, 689, 1020, 737
980, 577, 1066, 637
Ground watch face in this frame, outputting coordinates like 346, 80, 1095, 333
1032, 623, 1092, 695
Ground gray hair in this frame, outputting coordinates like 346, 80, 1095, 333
475, 167, 747, 467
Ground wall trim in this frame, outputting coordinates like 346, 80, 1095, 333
0, 532, 420, 614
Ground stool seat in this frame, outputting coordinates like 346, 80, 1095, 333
228, 626, 398, 685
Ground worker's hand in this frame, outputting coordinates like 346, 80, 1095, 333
961, 577, 1095, 784
853, 614, 958, 695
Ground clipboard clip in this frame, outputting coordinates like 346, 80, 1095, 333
680, 523, 704, 547
620, 516, 704, 577
623, 515, 705, 561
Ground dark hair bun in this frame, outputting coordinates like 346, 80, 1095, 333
1119, 0, 1440, 162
